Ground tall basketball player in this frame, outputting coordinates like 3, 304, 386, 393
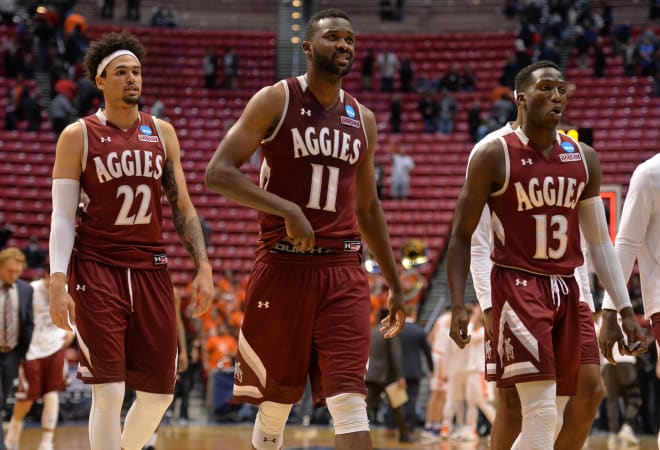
205, 9, 405, 450
447, 60, 647, 449
48, 31, 214, 450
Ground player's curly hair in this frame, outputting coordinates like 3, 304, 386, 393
84, 31, 146, 82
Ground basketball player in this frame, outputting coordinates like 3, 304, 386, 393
5, 269, 75, 450
205, 9, 405, 450
447, 60, 647, 449
600, 153, 660, 448
469, 107, 609, 449
48, 31, 214, 450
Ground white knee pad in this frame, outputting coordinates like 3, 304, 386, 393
517, 381, 557, 450
121, 391, 173, 450
326, 393, 370, 435
41, 391, 60, 430
251, 401, 292, 450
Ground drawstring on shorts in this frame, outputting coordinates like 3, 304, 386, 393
549, 276, 569, 310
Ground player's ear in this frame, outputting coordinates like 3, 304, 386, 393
301, 40, 311, 55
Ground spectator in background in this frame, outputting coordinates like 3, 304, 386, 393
489, 92, 516, 128
440, 63, 462, 92
460, 63, 477, 91
74, 76, 102, 117
377, 47, 399, 92
536, 38, 561, 65
418, 91, 438, 133
0, 213, 14, 250
365, 308, 412, 443
593, 37, 607, 77
398, 306, 433, 437
499, 54, 519, 89
126, 0, 140, 21
64, 23, 89, 66
390, 139, 414, 200
389, 93, 402, 134
0, 248, 34, 450
467, 99, 483, 143
436, 89, 457, 134
149, 98, 165, 119
221, 47, 238, 90
203, 46, 218, 89
49, 79, 77, 136
399, 53, 414, 92
375, 160, 385, 200
4, 269, 75, 450
149, 7, 165, 27
361, 47, 375, 91
637, 31, 656, 77
22, 236, 47, 269
100, 0, 114, 19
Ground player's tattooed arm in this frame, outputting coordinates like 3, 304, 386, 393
162, 158, 209, 270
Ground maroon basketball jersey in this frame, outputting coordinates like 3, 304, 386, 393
487, 130, 587, 276
257, 76, 368, 253
75, 110, 168, 269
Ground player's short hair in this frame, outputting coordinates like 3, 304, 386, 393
514, 60, 562, 94
304, 8, 351, 41
85, 31, 146, 82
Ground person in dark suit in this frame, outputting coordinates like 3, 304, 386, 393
0, 247, 34, 450
365, 309, 412, 443
399, 306, 434, 436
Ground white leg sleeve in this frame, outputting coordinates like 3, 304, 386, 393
90, 382, 125, 450
121, 391, 173, 450
41, 391, 60, 431
516, 380, 557, 450
252, 401, 292, 450
326, 393, 370, 435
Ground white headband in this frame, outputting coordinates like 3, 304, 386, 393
96, 50, 140, 77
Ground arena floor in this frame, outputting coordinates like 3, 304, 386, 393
16, 423, 660, 449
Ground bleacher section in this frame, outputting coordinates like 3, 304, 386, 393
0, 24, 657, 291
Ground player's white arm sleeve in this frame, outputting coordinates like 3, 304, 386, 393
578, 196, 632, 311
49, 179, 80, 275
470, 207, 493, 311
575, 232, 595, 312
601, 166, 650, 310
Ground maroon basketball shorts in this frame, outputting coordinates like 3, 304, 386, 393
15, 349, 67, 401
490, 266, 581, 396
232, 252, 371, 406
69, 258, 177, 394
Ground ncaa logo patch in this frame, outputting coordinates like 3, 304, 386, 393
560, 141, 575, 153
344, 104, 356, 119
140, 125, 153, 136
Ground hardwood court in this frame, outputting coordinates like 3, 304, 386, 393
16, 424, 660, 449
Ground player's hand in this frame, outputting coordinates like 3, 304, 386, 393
48, 273, 75, 332
178, 350, 189, 373
189, 262, 214, 317
598, 309, 622, 364
283, 205, 315, 252
449, 305, 471, 348
380, 290, 405, 338
482, 307, 493, 339
619, 307, 648, 355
